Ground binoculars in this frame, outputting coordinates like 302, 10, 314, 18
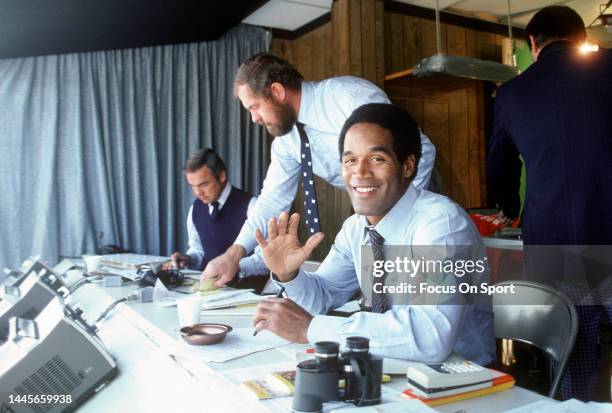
292, 336, 382, 413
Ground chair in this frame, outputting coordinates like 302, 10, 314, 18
492, 280, 578, 398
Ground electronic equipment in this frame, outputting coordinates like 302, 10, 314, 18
406, 361, 492, 398
293, 337, 383, 413
0, 297, 117, 413
1, 257, 51, 289
137, 268, 184, 288
0, 263, 70, 343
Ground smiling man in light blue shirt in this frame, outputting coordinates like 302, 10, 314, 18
252, 103, 495, 365
201, 53, 436, 287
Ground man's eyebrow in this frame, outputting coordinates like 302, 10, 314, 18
368, 146, 393, 155
342, 147, 393, 157
190, 180, 208, 186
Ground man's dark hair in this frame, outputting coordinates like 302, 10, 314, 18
339, 103, 421, 179
525, 5, 586, 50
184, 148, 226, 179
234, 53, 303, 98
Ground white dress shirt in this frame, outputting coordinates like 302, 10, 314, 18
235, 77, 436, 253
185, 182, 267, 275
276, 186, 496, 365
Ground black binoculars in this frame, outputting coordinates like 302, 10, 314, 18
292, 336, 382, 413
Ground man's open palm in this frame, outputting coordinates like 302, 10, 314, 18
255, 212, 324, 281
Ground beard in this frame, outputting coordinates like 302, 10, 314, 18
265, 100, 297, 137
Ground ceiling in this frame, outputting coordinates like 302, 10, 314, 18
243, 0, 611, 45
0, 0, 608, 59
0, 0, 267, 59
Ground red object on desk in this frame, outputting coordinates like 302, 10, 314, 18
470, 213, 519, 237
400, 369, 515, 407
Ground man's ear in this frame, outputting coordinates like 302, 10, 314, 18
218, 170, 227, 186
269, 82, 287, 102
403, 155, 416, 180
529, 35, 539, 61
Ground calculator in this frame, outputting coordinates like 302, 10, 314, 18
407, 361, 492, 390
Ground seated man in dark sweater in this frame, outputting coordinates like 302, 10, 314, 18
163, 149, 267, 276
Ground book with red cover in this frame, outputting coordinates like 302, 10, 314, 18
400, 369, 515, 407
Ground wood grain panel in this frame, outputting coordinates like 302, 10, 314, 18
375, 0, 385, 87
388, 12, 405, 74
333, 0, 351, 74
403, 15, 421, 69
349, 0, 362, 76
311, 25, 327, 81
293, 31, 314, 79
446, 25, 467, 56
361, 0, 377, 83
448, 89, 469, 206
423, 101, 450, 194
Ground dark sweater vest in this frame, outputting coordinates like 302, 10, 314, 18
192, 186, 252, 270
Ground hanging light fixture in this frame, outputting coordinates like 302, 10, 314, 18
412, 0, 518, 83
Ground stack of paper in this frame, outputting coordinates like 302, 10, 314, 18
153, 281, 265, 309
164, 328, 289, 363
200, 289, 265, 310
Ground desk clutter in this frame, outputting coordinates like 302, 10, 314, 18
2, 256, 610, 412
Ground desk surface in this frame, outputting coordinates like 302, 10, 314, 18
72, 282, 548, 413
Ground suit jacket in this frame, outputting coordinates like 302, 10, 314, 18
487, 41, 612, 245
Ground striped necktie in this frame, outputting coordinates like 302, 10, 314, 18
296, 122, 321, 235
367, 225, 389, 313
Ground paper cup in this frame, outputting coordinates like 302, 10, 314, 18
176, 296, 203, 327
83, 255, 102, 273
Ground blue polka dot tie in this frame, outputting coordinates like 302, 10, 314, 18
296, 122, 321, 235
367, 225, 389, 313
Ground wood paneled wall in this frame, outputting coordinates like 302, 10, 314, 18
384, 12, 507, 74
269, 4, 508, 259
384, 11, 505, 208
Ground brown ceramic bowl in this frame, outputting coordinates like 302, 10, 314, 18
180, 323, 233, 345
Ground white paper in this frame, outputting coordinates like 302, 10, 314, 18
153, 278, 194, 307
164, 328, 290, 363
200, 289, 265, 310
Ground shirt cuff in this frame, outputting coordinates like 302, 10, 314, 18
185, 252, 202, 269
307, 315, 352, 344
271, 268, 308, 296
238, 256, 267, 276
235, 230, 257, 255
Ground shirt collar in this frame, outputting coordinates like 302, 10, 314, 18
360, 185, 419, 245
537, 40, 574, 61
216, 181, 232, 209
296, 81, 316, 127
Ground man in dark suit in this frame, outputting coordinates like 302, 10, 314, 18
487, 6, 612, 400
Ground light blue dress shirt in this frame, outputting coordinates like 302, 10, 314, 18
235, 77, 436, 253
185, 183, 267, 275
277, 185, 496, 365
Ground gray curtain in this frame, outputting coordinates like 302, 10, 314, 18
0, 24, 270, 269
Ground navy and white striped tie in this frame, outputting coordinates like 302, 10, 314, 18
296, 122, 321, 235
367, 225, 389, 313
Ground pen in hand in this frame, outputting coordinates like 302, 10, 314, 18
253, 286, 285, 336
